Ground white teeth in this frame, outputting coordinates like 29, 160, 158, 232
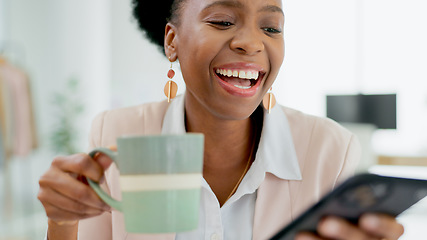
216, 68, 260, 80
253, 71, 259, 79
227, 70, 232, 77
234, 85, 251, 89
239, 71, 246, 79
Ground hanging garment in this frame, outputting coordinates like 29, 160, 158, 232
0, 67, 6, 165
0, 127, 4, 166
0, 59, 37, 157
0, 58, 14, 160
0, 71, 5, 164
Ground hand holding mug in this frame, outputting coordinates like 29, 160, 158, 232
37, 148, 115, 224
87, 134, 204, 233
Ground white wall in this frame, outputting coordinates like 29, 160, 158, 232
4, 0, 111, 151
363, 0, 427, 155
0, 0, 5, 40
109, 0, 185, 108
277, 0, 427, 156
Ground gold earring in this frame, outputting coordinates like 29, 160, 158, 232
164, 58, 178, 102
263, 87, 276, 113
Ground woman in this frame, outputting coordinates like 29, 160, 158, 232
38, 0, 404, 239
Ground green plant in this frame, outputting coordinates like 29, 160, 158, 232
50, 77, 84, 155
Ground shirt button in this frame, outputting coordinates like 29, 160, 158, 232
211, 233, 220, 240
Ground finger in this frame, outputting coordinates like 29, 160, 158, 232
39, 166, 110, 211
38, 186, 107, 216
52, 153, 104, 182
41, 201, 102, 223
295, 232, 322, 240
93, 145, 116, 171
318, 216, 374, 240
359, 214, 404, 240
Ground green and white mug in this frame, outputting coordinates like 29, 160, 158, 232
87, 134, 204, 233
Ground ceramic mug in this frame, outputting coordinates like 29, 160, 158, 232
87, 134, 204, 233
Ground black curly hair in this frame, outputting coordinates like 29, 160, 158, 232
132, 0, 186, 56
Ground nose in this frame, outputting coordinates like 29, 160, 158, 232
229, 25, 264, 55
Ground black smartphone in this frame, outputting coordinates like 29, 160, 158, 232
270, 173, 427, 240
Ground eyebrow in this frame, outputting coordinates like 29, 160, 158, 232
203, 0, 284, 16
259, 5, 284, 16
203, 0, 244, 11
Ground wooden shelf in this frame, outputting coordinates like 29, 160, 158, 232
377, 155, 427, 166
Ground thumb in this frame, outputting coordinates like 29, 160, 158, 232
93, 145, 116, 171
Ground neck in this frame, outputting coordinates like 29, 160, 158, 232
183, 92, 263, 206
184, 93, 260, 170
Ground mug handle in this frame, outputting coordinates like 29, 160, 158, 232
87, 147, 123, 211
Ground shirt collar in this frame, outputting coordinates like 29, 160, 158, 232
256, 104, 302, 180
161, 94, 302, 181
161, 94, 186, 135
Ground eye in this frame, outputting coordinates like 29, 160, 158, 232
208, 21, 234, 28
262, 27, 282, 34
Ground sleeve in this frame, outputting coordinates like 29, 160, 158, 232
78, 111, 113, 240
336, 134, 362, 185
87, 111, 107, 149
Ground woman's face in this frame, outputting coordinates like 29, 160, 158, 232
171, 0, 285, 120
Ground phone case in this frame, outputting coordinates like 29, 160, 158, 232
270, 173, 427, 240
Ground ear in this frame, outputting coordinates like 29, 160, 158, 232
164, 23, 178, 61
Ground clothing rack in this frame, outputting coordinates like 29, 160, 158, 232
0, 41, 36, 163
0, 46, 37, 223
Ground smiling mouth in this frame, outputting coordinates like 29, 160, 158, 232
215, 68, 263, 89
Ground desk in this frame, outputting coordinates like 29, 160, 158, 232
377, 155, 427, 167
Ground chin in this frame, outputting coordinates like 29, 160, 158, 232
209, 100, 262, 121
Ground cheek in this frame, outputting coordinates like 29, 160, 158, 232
267, 40, 285, 78
273, 40, 285, 66
186, 31, 224, 59
178, 30, 226, 79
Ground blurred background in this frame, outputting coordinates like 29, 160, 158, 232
0, 0, 426, 239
